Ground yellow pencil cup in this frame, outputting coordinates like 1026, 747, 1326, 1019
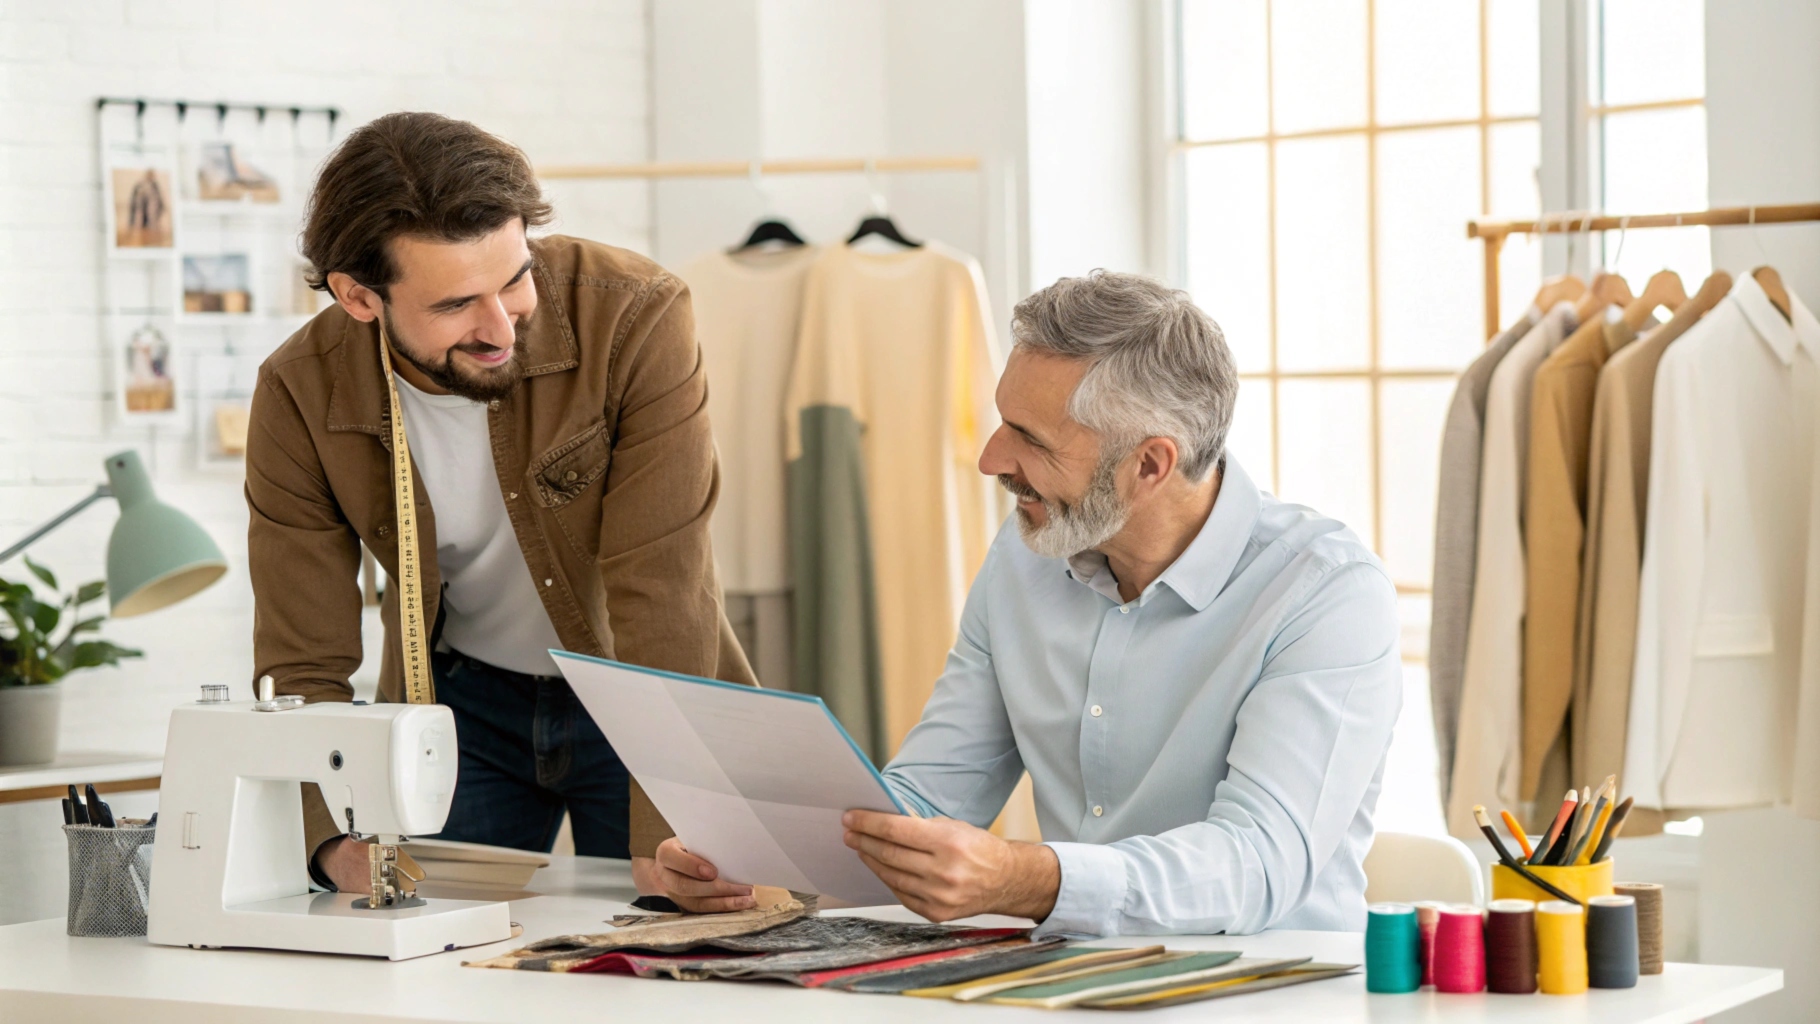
1491, 858, 1614, 905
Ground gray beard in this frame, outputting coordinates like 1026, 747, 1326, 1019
1001, 452, 1133, 560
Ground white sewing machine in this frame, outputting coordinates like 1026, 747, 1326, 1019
147, 683, 513, 960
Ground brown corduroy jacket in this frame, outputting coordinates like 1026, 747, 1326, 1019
245, 234, 756, 874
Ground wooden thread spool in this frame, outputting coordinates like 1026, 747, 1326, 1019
1615, 882, 1663, 975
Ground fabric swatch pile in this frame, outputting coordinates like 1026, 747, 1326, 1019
466, 888, 1356, 1009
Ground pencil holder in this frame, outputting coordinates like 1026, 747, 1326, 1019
1491, 858, 1614, 905
63, 823, 156, 937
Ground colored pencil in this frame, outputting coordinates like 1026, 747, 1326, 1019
1500, 809, 1533, 860
1587, 796, 1634, 865
1566, 778, 1614, 865
1528, 790, 1578, 865
1550, 787, 1592, 865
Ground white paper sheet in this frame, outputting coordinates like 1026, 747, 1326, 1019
552, 651, 903, 907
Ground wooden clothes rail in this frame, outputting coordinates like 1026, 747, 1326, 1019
1467, 201, 1820, 339
536, 155, 980, 180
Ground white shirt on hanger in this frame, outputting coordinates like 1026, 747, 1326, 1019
1625, 272, 1819, 811
1446, 303, 1577, 837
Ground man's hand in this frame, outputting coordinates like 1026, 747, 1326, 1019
631, 837, 756, 913
315, 835, 371, 894
842, 810, 1060, 923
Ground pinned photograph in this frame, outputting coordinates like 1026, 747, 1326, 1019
108, 165, 175, 251
122, 323, 176, 415
182, 254, 253, 313
195, 141, 280, 203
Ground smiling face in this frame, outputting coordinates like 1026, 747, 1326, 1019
979, 347, 1135, 558
377, 219, 539, 402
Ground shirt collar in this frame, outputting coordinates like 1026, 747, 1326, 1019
1061, 455, 1263, 612
1732, 270, 1820, 366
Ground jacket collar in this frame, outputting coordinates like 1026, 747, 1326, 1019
1733, 269, 1820, 366
325, 252, 577, 435
1062, 455, 1262, 612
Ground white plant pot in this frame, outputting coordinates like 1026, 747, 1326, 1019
0, 684, 61, 766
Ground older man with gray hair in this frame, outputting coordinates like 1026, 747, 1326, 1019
649, 270, 1401, 937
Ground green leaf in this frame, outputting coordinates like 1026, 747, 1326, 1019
65, 640, 143, 670
61, 615, 106, 638
29, 599, 60, 636
74, 580, 107, 607
22, 556, 56, 592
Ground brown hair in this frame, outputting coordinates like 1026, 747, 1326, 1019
301, 112, 553, 297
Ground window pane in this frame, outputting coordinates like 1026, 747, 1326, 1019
1271, 0, 1367, 134
1184, 144, 1271, 373
1489, 120, 1542, 331
1598, 0, 1705, 107
1379, 378, 1455, 587
1377, 126, 1482, 369
1180, 0, 1269, 141
1601, 106, 1707, 213
1487, 0, 1539, 117
1374, 0, 1479, 126
1499, 235, 1544, 330
1227, 377, 1275, 491
1276, 134, 1369, 371
1277, 379, 1373, 545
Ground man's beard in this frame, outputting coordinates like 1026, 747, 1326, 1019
999, 450, 1133, 560
383, 306, 531, 403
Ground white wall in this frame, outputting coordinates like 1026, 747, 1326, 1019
0, 1, 652, 757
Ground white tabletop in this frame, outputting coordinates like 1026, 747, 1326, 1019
0, 856, 1781, 1023
0, 751, 161, 792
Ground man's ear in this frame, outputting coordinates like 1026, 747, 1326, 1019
326, 271, 383, 324
1130, 436, 1180, 494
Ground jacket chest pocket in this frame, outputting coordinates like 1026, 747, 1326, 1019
532, 420, 612, 510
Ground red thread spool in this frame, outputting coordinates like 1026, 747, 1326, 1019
1432, 903, 1487, 993
1414, 901, 1447, 986
1486, 898, 1539, 993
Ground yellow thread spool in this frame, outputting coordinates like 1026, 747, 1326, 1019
1536, 900, 1589, 995
1491, 858, 1614, 905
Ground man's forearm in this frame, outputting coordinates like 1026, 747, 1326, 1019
996, 841, 1061, 921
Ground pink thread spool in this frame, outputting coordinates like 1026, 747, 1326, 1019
1432, 903, 1487, 993
1413, 901, 1447, 986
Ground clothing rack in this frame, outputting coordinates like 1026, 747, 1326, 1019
1467, 202, 1820, 339
536, 155, 980, 180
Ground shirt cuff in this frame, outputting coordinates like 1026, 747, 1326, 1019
1035, 841, 1128, 938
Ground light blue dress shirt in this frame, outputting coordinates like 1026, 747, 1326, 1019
882, 457, 1402, 937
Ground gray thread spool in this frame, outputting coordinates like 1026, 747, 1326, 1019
1586, 894, 1639, 989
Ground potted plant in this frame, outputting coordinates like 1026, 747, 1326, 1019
0, 557, 143, 766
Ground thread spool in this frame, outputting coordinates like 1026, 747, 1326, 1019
1615, 882, 1663, 975
1587, 895, 1640, 988
1485, 898, 1538, 994
1413, 900, 1447, 986
1536, 900, 1589, 994
1365, 903, 1421, 993
1431, 904, 1486, 993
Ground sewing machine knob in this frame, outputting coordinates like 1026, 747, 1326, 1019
198, 684, 229, 703
330, 750, 344, 770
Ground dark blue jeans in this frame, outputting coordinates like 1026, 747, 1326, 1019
426, 648, 631, 858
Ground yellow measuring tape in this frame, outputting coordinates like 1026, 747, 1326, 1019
376, 320, 435, 705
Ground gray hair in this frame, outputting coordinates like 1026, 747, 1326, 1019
1010, 270, 1237, 481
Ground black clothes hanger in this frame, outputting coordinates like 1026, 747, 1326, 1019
734, 218, 807, 251
847, 214, 921, 248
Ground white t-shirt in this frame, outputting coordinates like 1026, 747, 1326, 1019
393, 376, 564, 676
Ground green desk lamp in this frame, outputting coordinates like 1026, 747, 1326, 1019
1, 450, 227, 615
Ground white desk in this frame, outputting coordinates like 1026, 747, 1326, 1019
0, 856, 1781, 1023
0, 751, 162, 805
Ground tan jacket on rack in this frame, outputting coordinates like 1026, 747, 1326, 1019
1521, 315, 1639, 804
246, 235, 756, 871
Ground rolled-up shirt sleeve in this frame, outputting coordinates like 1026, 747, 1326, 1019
1039, 561, 1401, 938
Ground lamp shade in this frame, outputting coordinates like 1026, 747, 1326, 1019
102, 450, 228, 617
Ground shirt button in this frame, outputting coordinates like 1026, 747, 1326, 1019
1119, 606, 1130, 615
543, 579, 553, 587
507, 492, 518, 500
1090, 705, 1103, 717
564, 470, 578, 483
1092, 805, 1104, 817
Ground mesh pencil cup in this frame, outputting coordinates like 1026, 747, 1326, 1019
63, 822, 156, 937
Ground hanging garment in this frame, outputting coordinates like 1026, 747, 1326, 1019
676, 246, 818, 596
1625, 273, 1819, 812
1799, 398, 1820, 820
1572, 277, 1726, 835
1521, 315, 1642, 803
724, 592, 794, 691
1447, 304, 1577, 838
1429, 305, 1542, 806
786, 243, 1003, 761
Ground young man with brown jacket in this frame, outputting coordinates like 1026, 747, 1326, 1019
248, 111, 752, 898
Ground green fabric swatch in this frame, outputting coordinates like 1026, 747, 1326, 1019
988, 951, 1242, 1004
788, 403, 885, 762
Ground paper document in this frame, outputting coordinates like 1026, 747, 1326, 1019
552, 651, 904, 907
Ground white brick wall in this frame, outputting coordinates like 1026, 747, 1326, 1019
0, 0, 653, 755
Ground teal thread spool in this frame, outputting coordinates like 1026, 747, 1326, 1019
1366, 902, 1423, 993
